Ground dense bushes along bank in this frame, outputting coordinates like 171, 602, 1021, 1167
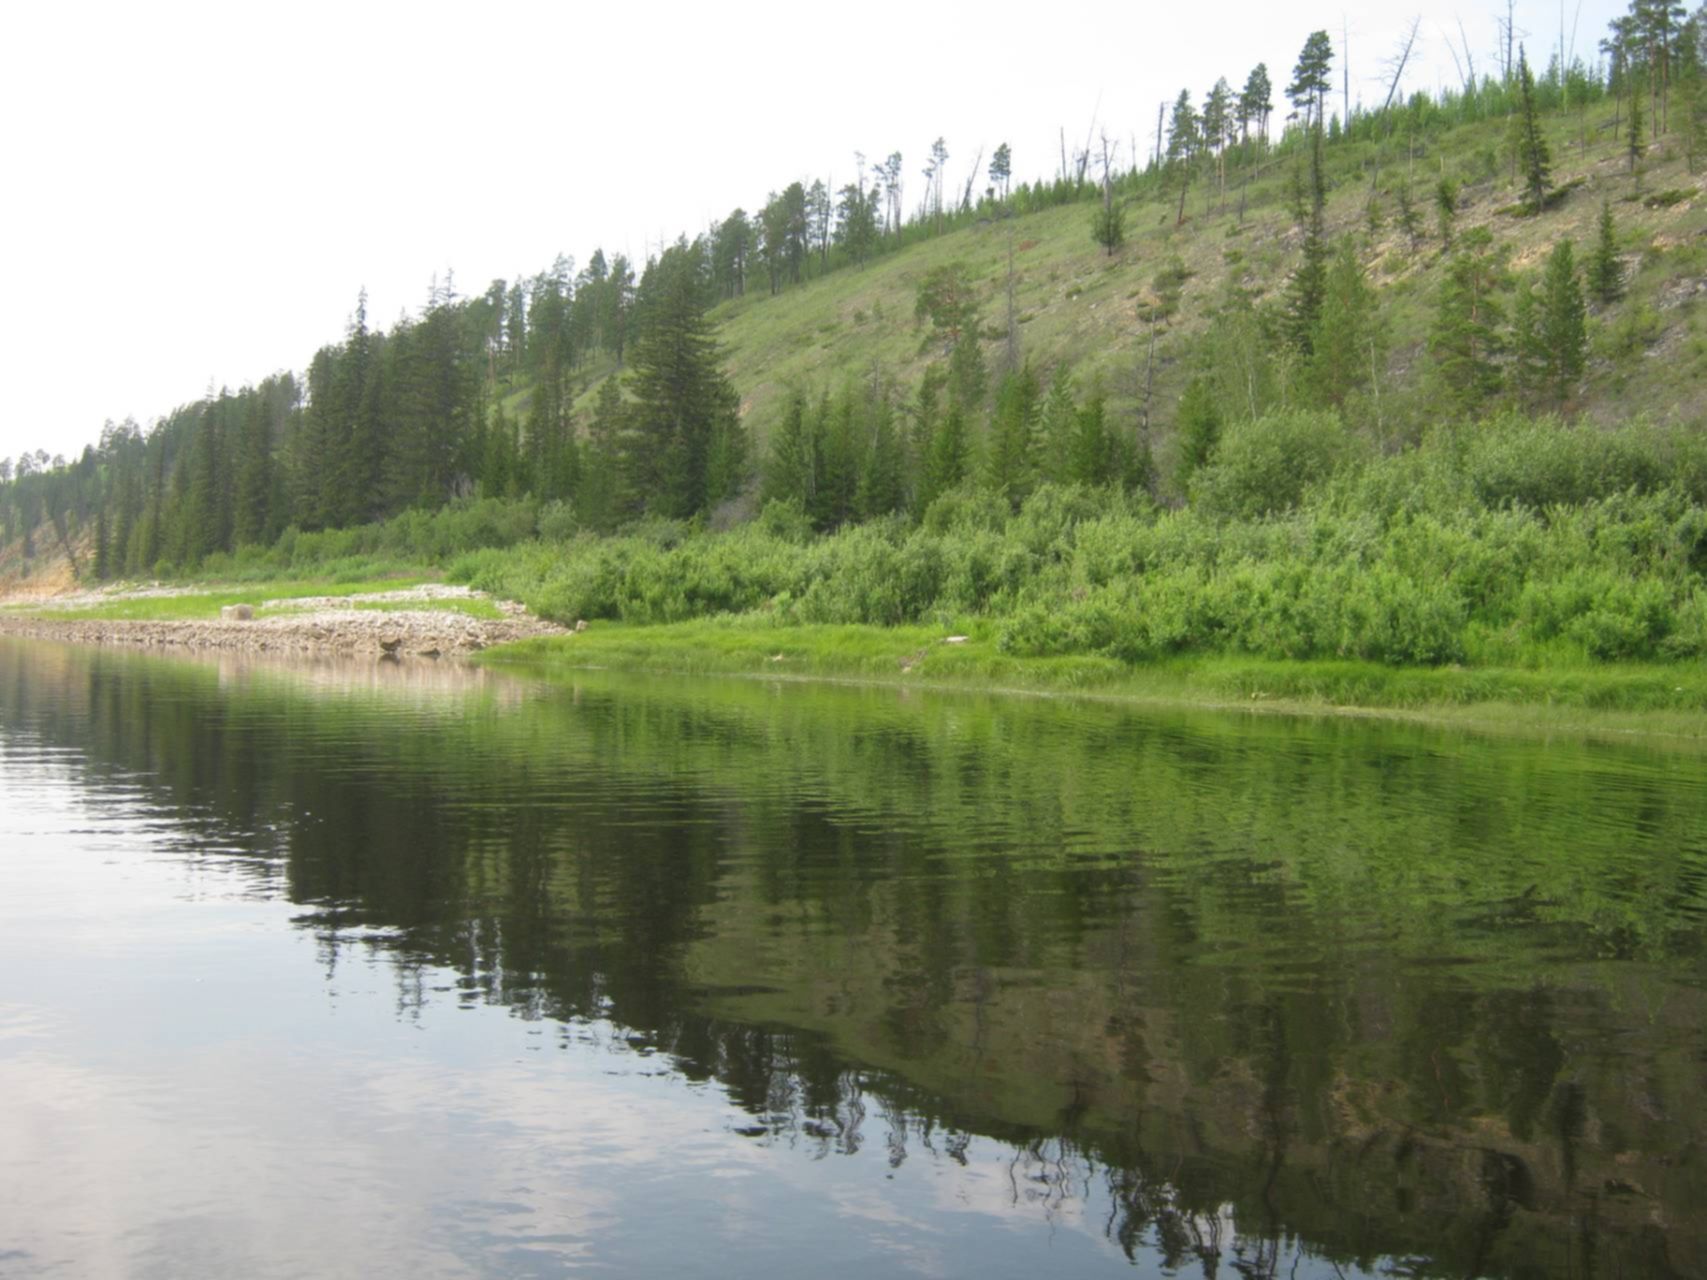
175, 412, 1707, 674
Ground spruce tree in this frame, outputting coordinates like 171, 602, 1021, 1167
1537, 240, 1588, 407
817, 392, 860, 528
1395, 182, 1424, 252
856, 395, 905, 519
1091, 200, 1126, 255
1429, 229, 1511, 413
918, 404, 970, 514
1513, 48, 1552, 213
1037, 372, 1079, 486
93, 508, 110, 580
1066, 392, 1115, 487
1284, 131, 1329, 357
626, 239, 741, 518
948, 334, 988, 413
1509, 279, 1547, 408
1436, 177, 1459, 249
578, 376, 632, 532
984, 366, 1040, 508
1309, 238, 1383, 410
705, 412, 748, 511
1588, 201, 1624, 303
233, 395, 274, 547
763, 390, 819, 513
1173, 378, 1221, 490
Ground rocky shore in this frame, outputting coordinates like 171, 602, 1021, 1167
0, 586, 568, 658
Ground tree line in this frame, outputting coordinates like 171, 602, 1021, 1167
3, 9, 1703, 578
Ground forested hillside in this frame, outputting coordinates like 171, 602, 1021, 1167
4, 8, 1707, 676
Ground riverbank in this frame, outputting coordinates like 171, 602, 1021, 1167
484, 618, 1707, 740
0, 582, 565, 657
7, 580, 1707, 736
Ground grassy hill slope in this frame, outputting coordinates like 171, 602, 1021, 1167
667, 104, 1703, 476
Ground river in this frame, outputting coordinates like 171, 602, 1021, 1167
1, 636, 1703, 1277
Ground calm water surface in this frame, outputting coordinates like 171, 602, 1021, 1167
1, 636, 1704, 1278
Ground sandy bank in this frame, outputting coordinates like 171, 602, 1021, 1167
0, 585, 567, 658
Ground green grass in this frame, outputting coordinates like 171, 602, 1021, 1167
482, 618, 1707, 739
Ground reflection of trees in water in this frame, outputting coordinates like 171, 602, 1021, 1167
6, 641, 1706, 1279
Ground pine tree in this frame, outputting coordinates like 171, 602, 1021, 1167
1679, 22, 1707, 171
1288, 31, 1335, 131
1588, 201, 1625, 302
1239, 64, 1274, 145
1628, 80, 1647, 173
1203, 78, 1235, 204
1166, 90, 1200, 224
989, 143, 1013, 202
1513, 48, 1552, 212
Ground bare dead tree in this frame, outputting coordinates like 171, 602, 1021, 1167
1371, 17, 1423, 205
1441, 18, 1477, 92
1077, 93, 1102, 190
1343, 14, 1352, 131
960, 143, 985, 213
1496, 0, 1525, 82
1379, 17, 1423, 116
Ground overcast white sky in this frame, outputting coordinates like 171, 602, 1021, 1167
1, 0, 1626, 464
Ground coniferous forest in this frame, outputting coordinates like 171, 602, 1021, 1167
6, 8, 1707, 676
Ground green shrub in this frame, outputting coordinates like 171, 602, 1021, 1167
1191, 411, 1363, 519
